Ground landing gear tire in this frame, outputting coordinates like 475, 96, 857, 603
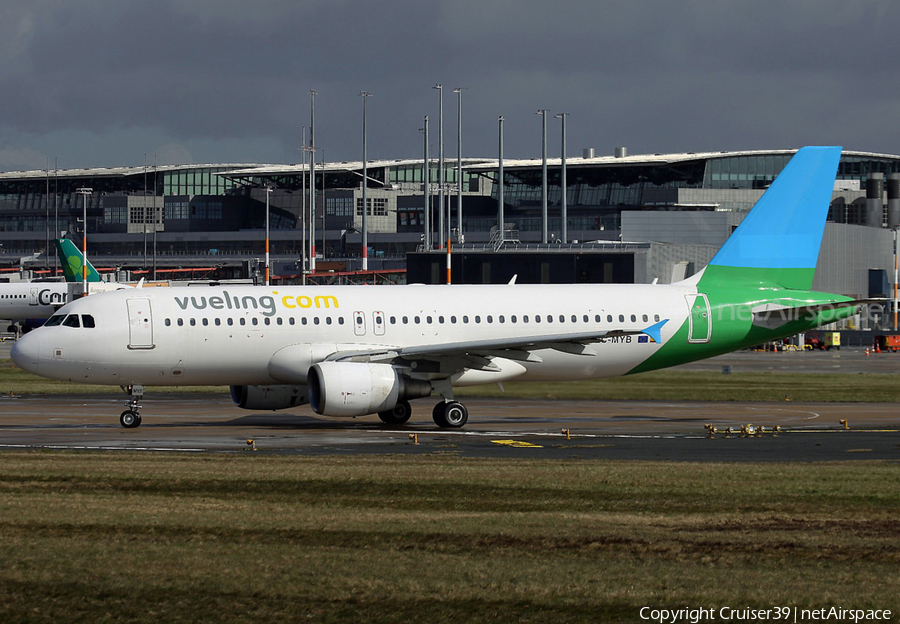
432, 401, 468, 429
120, 410, 142, 429
378, 400, 412, 425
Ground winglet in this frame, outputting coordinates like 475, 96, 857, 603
641, 319, 668, 344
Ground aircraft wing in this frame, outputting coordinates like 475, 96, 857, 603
327, 319, 668, 366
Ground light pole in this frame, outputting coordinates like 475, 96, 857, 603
433, 84, 444, 250
555, 112, 569, 244
453, 87, 465, 244
309, 89, 317, 274
264, 184, 273, 286
536, 109, 548, 244
300, 125, 306, 285
498, 116, 504, 244
422, 116, 430, 250
360, 91, 372, 271
76, 187, 92, 295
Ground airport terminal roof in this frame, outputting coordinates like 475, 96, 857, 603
0, 163, 274, 182
462, 149, 900, 172
3, 150, 900, 182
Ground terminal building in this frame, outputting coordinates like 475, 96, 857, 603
1, 149, 899, 307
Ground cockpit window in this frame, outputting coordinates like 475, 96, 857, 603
82, 315, 96, 328
62, 314, 81, 328
44, 315, 65, 327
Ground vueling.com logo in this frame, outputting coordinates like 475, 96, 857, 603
174, 290, 339, 317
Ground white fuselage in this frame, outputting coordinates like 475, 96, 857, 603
0, 282, 69, 322
11, 283, 695, 387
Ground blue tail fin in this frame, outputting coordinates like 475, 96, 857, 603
702, 146, 841, 290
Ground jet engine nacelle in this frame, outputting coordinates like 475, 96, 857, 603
230, 384, 309, 411
307, 362, 432, 417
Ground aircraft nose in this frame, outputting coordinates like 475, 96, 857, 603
10, 331, 44, 375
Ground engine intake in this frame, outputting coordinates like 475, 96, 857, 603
307, 362, 432, 417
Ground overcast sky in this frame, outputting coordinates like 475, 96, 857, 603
1, 0, 898, 172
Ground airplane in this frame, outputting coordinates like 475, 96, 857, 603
0, 239, 111, 331
11, 146, 862, 429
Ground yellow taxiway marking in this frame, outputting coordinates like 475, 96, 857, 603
492, 439, 543, 448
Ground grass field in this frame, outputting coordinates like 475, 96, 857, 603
0, 452, 897, 623
3, 357, 900, 402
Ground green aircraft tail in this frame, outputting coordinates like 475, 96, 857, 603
55, 238, 102, 283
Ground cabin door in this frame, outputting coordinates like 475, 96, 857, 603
685, 294, 711, 344
126, 298, 155, 349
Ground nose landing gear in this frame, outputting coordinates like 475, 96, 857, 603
120, 384, 144, 428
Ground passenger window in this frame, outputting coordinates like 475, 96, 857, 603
190, 319, 196, 326
475, 316, 481, 324
535, 315, 541, 323
511, 315, 517, 323
240, 318, 246, 326
314, 318, 320, 325
165, 318, 172, 327
595, 315, 601, 323
450, 316, 457, 324
339, 318, 344, 325
289, 318, 295, 325
82, 315, 96, 328
402, 316, 409, 324
654, 314, 660, 322
630, 314, 636, 322
486, 315, 493, 323
523, 315, 529, 323
276, 318, 283, 326
390, 316, 396, 324
426, 316, 433, 324
215, 318, 222, 326
302, 318, 308, 325
574, 315, 579, 323
414, 316, 421, 324
202, 318, 209, 326
559, 315, 565, 323
607, 315, 613, 323
252, 318, 259, 326
63, 315, 80, 328
438, 316, 444, 324
499, 315, 505, 323
583, 315, 588, 323
326, 317, 332, 325
463, 315, 469, 323
178, 318, 184, 327
642, 314, 648, 322
547, 315, 553, 323
618, 314, 624, 323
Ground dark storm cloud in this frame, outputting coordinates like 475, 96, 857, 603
1, 0, 899, 171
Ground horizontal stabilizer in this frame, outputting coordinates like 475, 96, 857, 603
751, 300, 867, 329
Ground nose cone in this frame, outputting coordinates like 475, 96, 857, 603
10, 331, 43, 375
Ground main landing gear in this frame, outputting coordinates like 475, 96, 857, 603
432, 401, 468, 428
120, 384, 144, 428
377, 399, 470, 428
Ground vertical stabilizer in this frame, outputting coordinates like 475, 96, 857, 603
701, 146, 841, 290
55, 238, 102, 283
